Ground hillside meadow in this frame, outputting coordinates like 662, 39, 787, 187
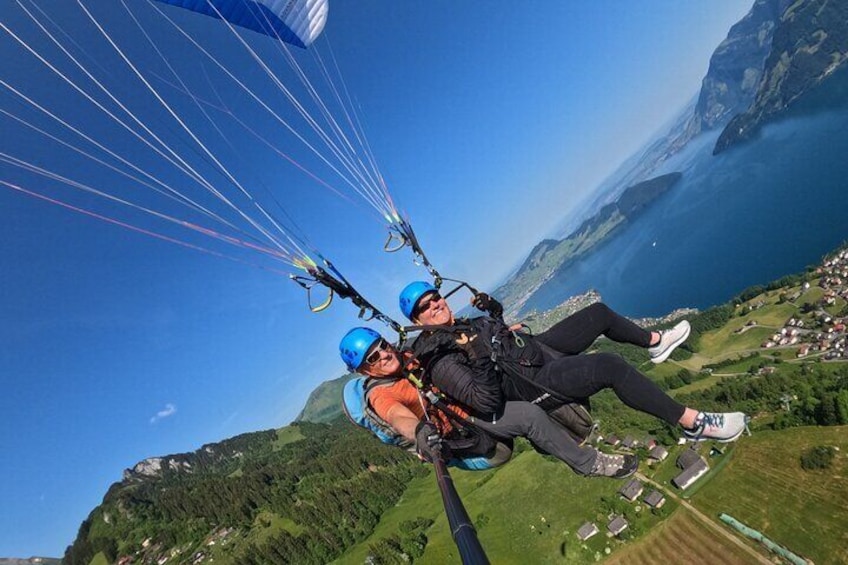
335, 448, 666, 564
692, 425, 848, 564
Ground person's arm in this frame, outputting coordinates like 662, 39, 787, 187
381, 402, 423, 442
373, 396, 447, 462
429, 352, 503, 416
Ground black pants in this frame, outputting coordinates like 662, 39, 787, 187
532, 303, 685, 426
536, 302, 652, 353
470, 401, 597, 475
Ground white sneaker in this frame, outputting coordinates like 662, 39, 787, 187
649, 320, 691, 364
683, 412, 749, 443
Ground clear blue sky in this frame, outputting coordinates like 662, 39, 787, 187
0, 1, 752, 557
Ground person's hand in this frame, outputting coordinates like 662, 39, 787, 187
415, 421, 447, 462
472, 293, 503, 318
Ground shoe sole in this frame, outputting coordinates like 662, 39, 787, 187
684, 426, 745, 443
616, 466, 638, 479
650, 322, 691, 364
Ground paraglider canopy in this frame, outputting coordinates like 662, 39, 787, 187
153, 0, 329, 48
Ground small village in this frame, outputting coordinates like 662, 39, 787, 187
572, 432, 722, 545
759, 248, 848, 360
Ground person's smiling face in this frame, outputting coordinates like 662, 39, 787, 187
413, 291, 454, 326
359, 338, 402, 377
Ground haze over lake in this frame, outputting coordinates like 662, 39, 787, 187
526, 70, 848, 318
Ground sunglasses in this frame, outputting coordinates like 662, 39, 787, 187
414, 293, 443, 317
364, 339, 390, 365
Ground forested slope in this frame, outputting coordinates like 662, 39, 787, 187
64, 422, 425, 565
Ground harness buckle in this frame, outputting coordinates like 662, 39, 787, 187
489, 335, 500, 363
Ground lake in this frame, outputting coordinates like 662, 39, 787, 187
525, 71, 848, 318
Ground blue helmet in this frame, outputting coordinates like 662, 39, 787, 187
339, 327, 382, 372
399, 281, 437, 321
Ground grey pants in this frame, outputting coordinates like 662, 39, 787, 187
469, 401, 597, 475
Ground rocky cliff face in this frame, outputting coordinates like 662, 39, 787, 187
695, 1, 791, 131
121, 431, 271, 481
715, 0, 848, 152
584, 1, 788, 199
668, 0, 791, 154
123, 455, 196, 481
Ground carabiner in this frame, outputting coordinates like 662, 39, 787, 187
358, 306, 377, 321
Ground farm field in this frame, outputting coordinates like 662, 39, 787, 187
691, 426, 848, 564
603, 508, 759, 565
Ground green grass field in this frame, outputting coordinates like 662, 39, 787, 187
272, 425, 305, 449
417, 453, 666, 565
640, 360, 682, 382
696, 305, 796, 363
671, 374, 732, 396
690, 425, 848, 564
826, 296, 847, 317
336, 450, 682, 564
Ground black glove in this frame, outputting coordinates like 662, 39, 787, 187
415, 421, 448, 463
473, 292, 504, 318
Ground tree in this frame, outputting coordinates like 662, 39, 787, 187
816, 393, 840, 426
800, 446, 836, 470
836, 389, 848, 425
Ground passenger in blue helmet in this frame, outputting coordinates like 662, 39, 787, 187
402, 283, 749, 476
341, 326, 640, 478
339, 327, 383, 372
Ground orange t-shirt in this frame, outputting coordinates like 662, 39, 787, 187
368, 378, 468, 435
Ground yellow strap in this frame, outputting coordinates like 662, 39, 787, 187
308, 287, 334, 313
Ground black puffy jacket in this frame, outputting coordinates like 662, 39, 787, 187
411, 317, 555, 418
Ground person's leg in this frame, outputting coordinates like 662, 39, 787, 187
470, 401, 597, 475
531, 353, 749, 442
533, 353, 686, 425
535, 303, 653, 355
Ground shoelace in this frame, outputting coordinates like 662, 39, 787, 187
700, 412, 726, 430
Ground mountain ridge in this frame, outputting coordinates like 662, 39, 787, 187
493, 172, 682, 318
295, 373, 355, 424
715, 0, 848, 152
554, 0, 787, 237
0, 557, 62, 565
